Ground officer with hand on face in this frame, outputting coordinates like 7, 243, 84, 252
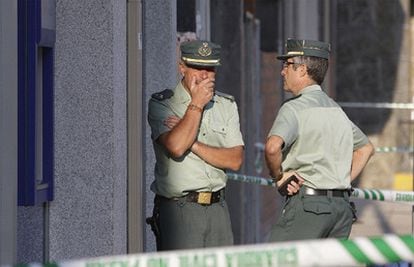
147, 40, 244, 250
265, 39, 374, 242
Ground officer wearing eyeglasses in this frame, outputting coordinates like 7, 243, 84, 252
265, 39, 375, 241
147, 40, 244, 250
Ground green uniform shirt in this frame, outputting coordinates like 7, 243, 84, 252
148, 82, 244, 198
268, 85, 369, 189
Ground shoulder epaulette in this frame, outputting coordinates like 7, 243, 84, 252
281, 94, 302, 105
151, 89, 174, 101
215, 91, 235, 102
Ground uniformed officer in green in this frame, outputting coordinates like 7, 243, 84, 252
148, 40, 244, 250
265, 39, 375, 241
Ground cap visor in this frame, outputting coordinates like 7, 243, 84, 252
184, 62, 220, 67
276, 54, 294, 60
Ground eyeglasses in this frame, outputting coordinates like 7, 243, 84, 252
282, 61, 296, 68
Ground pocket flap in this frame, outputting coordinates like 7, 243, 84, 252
303, 200, 332, 215
211, 122, 227, 134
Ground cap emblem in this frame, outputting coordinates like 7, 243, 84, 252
198, 42, 212, 57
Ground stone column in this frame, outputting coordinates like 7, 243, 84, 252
0, 0, 17, 264
47, 0, 127, 260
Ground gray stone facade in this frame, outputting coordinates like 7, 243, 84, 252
17, 0, 128, 262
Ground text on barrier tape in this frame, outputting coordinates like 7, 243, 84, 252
27, 234, 414, 267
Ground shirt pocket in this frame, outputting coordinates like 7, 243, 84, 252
210, 122, 227, 136
302, 197, 332, 215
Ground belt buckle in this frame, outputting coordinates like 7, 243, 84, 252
197, 192, 212, 205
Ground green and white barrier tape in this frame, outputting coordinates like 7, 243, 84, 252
352, 188, 414, 204
375, 146, 414, 153
23, 234, 413, 267
228, 173, 274, 187
254, 142, 414, 154
227, 173, 414, 204
337, 102, 414, 110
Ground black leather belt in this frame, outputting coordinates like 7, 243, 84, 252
157, 189, 224, 205
304, 187, 350, 198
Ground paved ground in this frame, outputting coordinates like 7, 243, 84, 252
350, 199, 413, 267
350, 198, 413, 237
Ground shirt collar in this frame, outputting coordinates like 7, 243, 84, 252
174, 81, 221, 105
173, 81, 192, 103
298, 84, 322, 95
173, 82, 321, 102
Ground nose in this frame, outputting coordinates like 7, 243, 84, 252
200, 71, 208, 79
202, 70, 215, 79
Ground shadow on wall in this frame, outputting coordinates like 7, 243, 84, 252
335, 0, 404, 135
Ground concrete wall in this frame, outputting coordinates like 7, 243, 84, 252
17, 0, 128, 262
0, 0, 17, 264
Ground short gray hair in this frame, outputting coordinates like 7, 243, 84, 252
293, 56, 328, 85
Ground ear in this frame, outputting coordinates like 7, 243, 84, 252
178, 61, 186, 76
298, 64, 308, 77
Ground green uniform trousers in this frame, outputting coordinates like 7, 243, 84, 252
157, 194, 233, 250
270, 187, 354, 242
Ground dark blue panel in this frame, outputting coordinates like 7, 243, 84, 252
18, 0, 36, 206
42, 47, 54, 202
18, 0, 55, 206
